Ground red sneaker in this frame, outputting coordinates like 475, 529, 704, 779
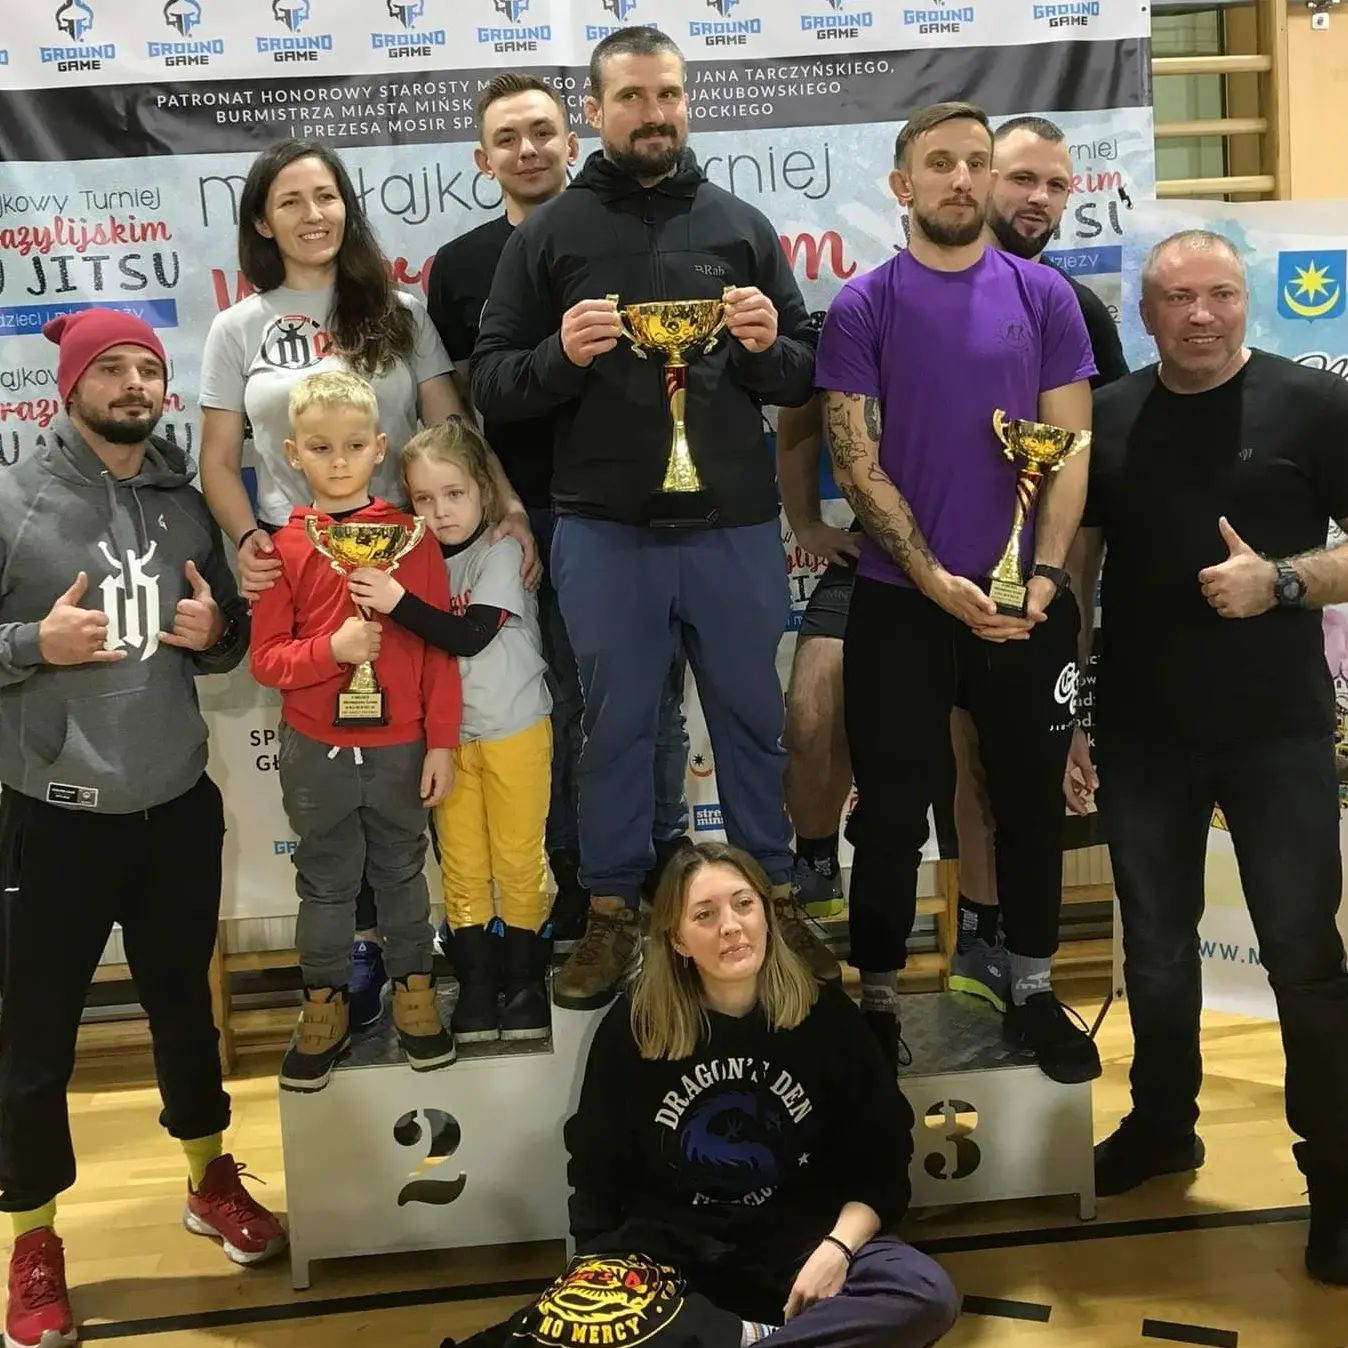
182, 1155, 287, 1266
5, 1228, 75, 1348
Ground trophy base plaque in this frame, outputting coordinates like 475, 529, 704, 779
334, 690, 387, 728
647, 489, 716, 530
987, 577, 1028, 618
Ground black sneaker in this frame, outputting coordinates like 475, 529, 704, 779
862, 1009, 912, 1075
1004, 992, 1102, 1084
500, 925, 551, 1041
449, 925, 501, 1044
1306, 1172, 1348, 1284
1094, 1115, 1206, 1196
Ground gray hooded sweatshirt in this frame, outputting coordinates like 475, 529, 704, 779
0, 415, 249, 814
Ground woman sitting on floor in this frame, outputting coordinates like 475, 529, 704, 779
553, 840, 958, 1348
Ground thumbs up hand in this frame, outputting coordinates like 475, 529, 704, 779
160, 559, 225, 651
38, 572, 126, 666
1198, 516, 1277, 618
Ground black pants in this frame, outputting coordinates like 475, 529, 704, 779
843, 578, 1079, 971
0, 776, 231, 1210
1098, 729, 1348, 1180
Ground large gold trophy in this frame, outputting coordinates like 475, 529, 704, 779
305, 517, 425, 727
987, 411, 1091, 616
608, 289, 730, 527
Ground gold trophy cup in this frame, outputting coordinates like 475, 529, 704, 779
988, 410, 1091, 616
305, 516, 426, 727
608, 290, 730, 527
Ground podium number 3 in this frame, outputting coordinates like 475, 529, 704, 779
393, 1109, 467, 1206
922, 1100, 981, 1180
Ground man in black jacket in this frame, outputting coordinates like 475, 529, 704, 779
474, 27, 830, 1010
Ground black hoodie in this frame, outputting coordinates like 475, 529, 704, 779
563, 983, 913, 1320
472, 150, 817, 528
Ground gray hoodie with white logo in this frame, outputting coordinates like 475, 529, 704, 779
0, 415, 249, 813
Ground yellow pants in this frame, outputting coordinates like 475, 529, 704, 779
434, 717, 552, 931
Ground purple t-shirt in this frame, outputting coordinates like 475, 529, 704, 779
814, 247, 1096, 587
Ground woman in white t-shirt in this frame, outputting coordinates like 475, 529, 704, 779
199, 139, 534, 602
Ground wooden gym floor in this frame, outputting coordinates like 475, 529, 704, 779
57, 988, 1348, 1348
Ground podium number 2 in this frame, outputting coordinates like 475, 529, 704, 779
393, 1109, 467, 1206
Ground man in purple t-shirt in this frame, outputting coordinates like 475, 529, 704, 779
815, 101, 1099, 1084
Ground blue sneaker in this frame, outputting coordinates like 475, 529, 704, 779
791, 854, 844, 920
349, 939, 388, 1029
948, 939, 1011, 1014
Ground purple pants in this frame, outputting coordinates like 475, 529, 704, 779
695, 1239, 958, 1348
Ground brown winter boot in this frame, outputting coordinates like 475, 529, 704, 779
392, 972, 457, 1071
552, 897, 643, 1010
279, 987, 350, 1093
771, 885, 842, 983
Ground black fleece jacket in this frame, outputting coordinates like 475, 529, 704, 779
563, 983, 913, 1318
472, 149, 817, 527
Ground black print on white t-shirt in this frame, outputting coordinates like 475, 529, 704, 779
259, 314, 331, 371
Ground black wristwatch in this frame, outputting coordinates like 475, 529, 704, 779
1273, 558, 1308, 608
1031, 563, 1072, 594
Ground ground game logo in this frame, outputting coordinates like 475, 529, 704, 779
164, 0, 203, 34
273, 0, 310, 31
54, 1, 95, 40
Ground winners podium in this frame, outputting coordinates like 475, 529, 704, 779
281, 986, 1095, 1288
279, 989, 604, 1290
901, 993, 1096, 1220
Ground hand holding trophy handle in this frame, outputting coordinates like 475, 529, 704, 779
606, 295, 647, 359
305, 516, 426, 727
987, 410, 1090, 617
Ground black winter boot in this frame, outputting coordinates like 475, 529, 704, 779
500, 925, 550, 1041
450, 925, 500, 1044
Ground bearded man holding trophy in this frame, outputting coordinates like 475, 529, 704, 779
473, 27, 826, 1012
816, 102, 1101, 1083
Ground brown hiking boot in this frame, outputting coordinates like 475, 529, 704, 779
771, 885, 841, 983
279, 987, 350, 1092
553, 897, 643, 1010
392, 972, 457, 1071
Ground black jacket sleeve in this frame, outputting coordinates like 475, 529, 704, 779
822, 986, 913, 1228
472, 227, 589, 424
725, 207, 818, 408
564, 1000, 640, 1250
388, 592, 507, 658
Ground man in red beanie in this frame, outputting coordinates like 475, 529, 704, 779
0, 309, 286, 1348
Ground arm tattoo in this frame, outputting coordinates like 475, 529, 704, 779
824, 392, 941, 582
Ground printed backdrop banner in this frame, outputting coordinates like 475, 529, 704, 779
0, 1, 1152, 919
1122, 199, 1348, 1019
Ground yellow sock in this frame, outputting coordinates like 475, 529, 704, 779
182, 1133, 223, 1189
11, 1202, 56, 1240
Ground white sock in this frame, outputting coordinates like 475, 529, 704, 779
741, 1321, 776, 1345
860, 969, 901, 1015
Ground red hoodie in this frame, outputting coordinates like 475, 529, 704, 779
250, 500, 461, 750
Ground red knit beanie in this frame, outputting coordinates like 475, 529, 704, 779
43, 310, 169, 403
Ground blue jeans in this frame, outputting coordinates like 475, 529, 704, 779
529, 509, 689, 857
1098, 728, 1348, 1180
551, 516, 792, 902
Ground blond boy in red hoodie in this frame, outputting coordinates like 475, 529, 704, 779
251, 371, 462, 1091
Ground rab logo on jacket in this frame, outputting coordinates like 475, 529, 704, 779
526, 1254, 686, 1346
98, 541, 163, 663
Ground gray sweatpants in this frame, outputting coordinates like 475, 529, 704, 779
278, 724, 433, 988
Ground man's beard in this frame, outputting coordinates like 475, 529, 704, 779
605, 127, 683, 179
74, 397, 161, 445
912, 200, 986, 248
987, 205, 1055, 260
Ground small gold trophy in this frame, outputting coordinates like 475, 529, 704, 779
609, 290, 730, 527
305, 517, 426, 727
988, 410, 1091, 616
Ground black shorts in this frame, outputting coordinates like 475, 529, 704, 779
796, 560, 856, 641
